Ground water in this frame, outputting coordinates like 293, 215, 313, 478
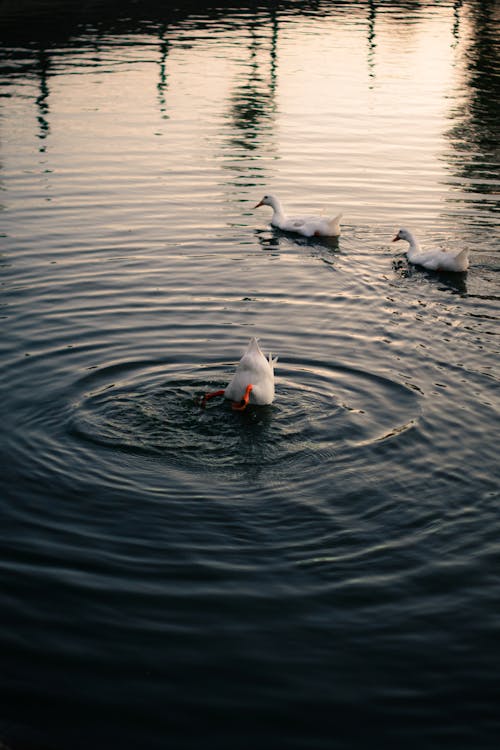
0, 1, 499, 747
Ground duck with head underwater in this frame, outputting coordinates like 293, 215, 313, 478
201, 337, 278, 411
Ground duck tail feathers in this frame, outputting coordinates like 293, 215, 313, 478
454, 248, 470, 270
246, 336, 260, 351
328, 213, 342, 233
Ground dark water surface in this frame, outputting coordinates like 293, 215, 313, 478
1, 1, 499, 748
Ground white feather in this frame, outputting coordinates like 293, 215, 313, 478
255, 194, 341, 238
224, 337, 276, 406
392, 228, 469, 272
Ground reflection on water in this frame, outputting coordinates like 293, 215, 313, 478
444, 0, 500, 221
366, 0, 377, 83
228, 11, 277, 152
157, 27, 170, 119
1, 0, 498, 227
0, 3, 499, 750
452, 0, 463, 44
35, 48, 50, 148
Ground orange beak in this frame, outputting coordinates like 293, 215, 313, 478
254, 200, 264, 209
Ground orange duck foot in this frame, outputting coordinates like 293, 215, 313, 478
231, 384, 253, 411
200, 389, 225, 408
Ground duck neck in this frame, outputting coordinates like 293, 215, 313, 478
270, 198, 286, 227
405, 232, 421, 259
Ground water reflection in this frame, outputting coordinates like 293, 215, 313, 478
367, 0, 377, 84
157, 27, 170, 119
464, 0, 499, 153
35, 48, 50, 149
444, 0, 500, 221
393, 258, 469, 296
436, 271, 468, 296
452, 0, 463, 45
228, 9, 278, 152
221, 7, 280, 200
1, 6, 499, 750
0, 1, 497, 229
254, 227, 340, 265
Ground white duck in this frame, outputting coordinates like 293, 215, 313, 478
201, 337, 278, 411
254, 194, 342, 238
392, 228, 469, 272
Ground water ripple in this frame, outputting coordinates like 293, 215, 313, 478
68, 358, 420, 486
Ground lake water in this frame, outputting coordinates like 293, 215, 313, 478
1, 0, 499, 748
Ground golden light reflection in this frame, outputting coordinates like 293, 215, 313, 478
1, 1, 496, 229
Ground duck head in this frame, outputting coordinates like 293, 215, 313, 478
392, 228, 412, 243
254, 194, 279, 209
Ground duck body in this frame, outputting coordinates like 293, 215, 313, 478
224, 337, 277, 406
392, 228, 469, 272
201, 337, 277, 410
255, 194, 341, 238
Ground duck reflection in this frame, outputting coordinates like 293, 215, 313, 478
255, 228, 281, 252
254, 227, 340, 268
437, 271, 468, 296
393, 259, 468, 296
